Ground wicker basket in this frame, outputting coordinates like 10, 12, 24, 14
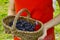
2, 8, 44, 40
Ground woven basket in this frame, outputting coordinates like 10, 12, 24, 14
2, 8, 44, 40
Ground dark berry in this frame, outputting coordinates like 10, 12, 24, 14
9, 19, 37, 31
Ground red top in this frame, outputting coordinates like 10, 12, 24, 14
14, 0, 55, 40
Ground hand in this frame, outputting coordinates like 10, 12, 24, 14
38, 28, 47, 40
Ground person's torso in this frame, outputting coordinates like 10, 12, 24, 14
15, 0, 54, 23
14, 0, 55, 40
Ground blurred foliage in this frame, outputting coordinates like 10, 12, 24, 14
0, 0, 13, 40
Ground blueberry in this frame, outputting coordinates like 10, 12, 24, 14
28, 28, 34, 31
16, 21, 22, 24
19, 27, 25, 31
9, 19, 36, 31
25, 26, 31, 29
32, 24, 35, 29
16, 24, 22, 29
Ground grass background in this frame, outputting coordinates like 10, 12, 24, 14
0, 0, 60, 40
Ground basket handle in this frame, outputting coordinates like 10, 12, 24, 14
12, 8, 31, 30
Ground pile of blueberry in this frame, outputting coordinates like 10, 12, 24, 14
9, 19, 37, 31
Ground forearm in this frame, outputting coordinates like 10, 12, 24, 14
8, 8, 15, 16
8, 0, 15, 16
44, 14, 60, 30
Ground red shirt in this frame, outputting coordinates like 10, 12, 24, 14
14, 0, 55, 40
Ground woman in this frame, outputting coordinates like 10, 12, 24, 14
8, 0, 60, 40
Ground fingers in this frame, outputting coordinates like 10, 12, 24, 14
38, 29, 47, 40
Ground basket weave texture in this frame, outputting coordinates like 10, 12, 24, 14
2, 8, 43, 40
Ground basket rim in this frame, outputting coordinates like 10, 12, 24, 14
2, 16, 44, 33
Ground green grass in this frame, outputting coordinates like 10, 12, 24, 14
0, 0, 60, 40
0, 0, 13, 40
54, 2, 60, 40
